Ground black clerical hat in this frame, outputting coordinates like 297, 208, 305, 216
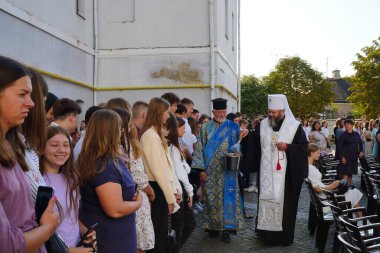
212, 98, 227, 110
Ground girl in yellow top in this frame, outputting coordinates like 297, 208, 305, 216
140, 97, 182, 253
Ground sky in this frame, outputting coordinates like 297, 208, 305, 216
240, 0, 380, 78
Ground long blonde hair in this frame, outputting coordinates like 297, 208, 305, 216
141, 97, 170, 151
76, 109, 122, 186
106, 100, 142, 159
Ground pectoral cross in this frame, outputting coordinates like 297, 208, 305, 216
271, 133, 278, 151
228, 186, 234, 193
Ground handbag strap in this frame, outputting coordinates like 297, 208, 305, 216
168, 214, 172, 230
317, 131, 329, 144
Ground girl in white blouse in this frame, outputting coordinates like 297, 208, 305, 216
165, 113, 196, 252
308, 143, 363, 215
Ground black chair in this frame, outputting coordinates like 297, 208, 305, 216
323, 190, 365, 253
363, 172, 380, 215
318, 156, 339, 180
359, 156, 380, 192
337, 232, 362, 253
339, 214, 380, 252
369, 177, 380, 217
305, 178, 333, 253
360, 156, 380, 172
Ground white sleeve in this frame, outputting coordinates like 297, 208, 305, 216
308, 165, 326, 188
170, 145, 194, 196
183, 122, 195, 154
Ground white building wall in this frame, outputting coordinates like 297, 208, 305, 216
98, 0, 209, 49
215, 0, 238, 68
4, 0, 94, 47
0, 8, 95, 109
213, 0, 239, 111
1, 0, 239, 116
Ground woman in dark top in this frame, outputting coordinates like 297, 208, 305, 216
337, 118, 363, 186
77, 109, 143, 253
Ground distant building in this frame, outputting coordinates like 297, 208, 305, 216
0, 0, 240, 115
324, 69, 353, 118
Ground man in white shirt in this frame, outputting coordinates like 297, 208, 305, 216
73, 106, 100, 161
51, 98, 81, 134
131, 101, 148, 138
181, 98, 197, 154
161, 92, 180, 113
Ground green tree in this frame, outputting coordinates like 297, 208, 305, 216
262, 56, 334, 118
348, 37, 380, 118
240, 75, 267, 118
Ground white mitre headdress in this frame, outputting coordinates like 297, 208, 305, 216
268, 94, 296, 121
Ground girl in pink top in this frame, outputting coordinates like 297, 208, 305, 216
41, 126, 96, 252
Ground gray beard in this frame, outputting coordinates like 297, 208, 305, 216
268, 117, 281, 128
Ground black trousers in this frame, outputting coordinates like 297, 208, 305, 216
146, 182, 169, 253
172, 183, 196, 253
189, 169, 201, 202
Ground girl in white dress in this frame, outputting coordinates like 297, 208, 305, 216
113, 107, 155, 253
307, 143, 363, 215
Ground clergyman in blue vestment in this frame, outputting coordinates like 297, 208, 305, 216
192, 98, 243, 243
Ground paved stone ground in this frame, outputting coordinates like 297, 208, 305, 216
181, 171, 366, 253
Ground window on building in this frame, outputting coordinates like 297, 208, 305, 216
232, 12, 235, 51
225, 0, 229, 39
104, 0, 135, 23
77, 0, 86, 20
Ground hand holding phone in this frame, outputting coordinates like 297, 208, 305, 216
78, 223, 98, 247
35, 186, 55, 223
39, 196, 60, 235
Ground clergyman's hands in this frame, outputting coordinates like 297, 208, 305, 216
276, 142, 288, 151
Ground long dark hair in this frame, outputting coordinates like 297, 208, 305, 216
40, 126, 79, 220
165, 113, 185, 160
311, 121, 321, 131
0, 56, 29, 171
22, 68, 48, 155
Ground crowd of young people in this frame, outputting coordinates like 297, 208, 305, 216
0, 56, 229, 253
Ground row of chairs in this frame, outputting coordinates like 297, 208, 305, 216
360, 156, 380, 215
306, 154, 380, 252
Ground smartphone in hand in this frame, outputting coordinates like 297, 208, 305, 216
77, 223, 98, 247
35, 186, 54, 223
